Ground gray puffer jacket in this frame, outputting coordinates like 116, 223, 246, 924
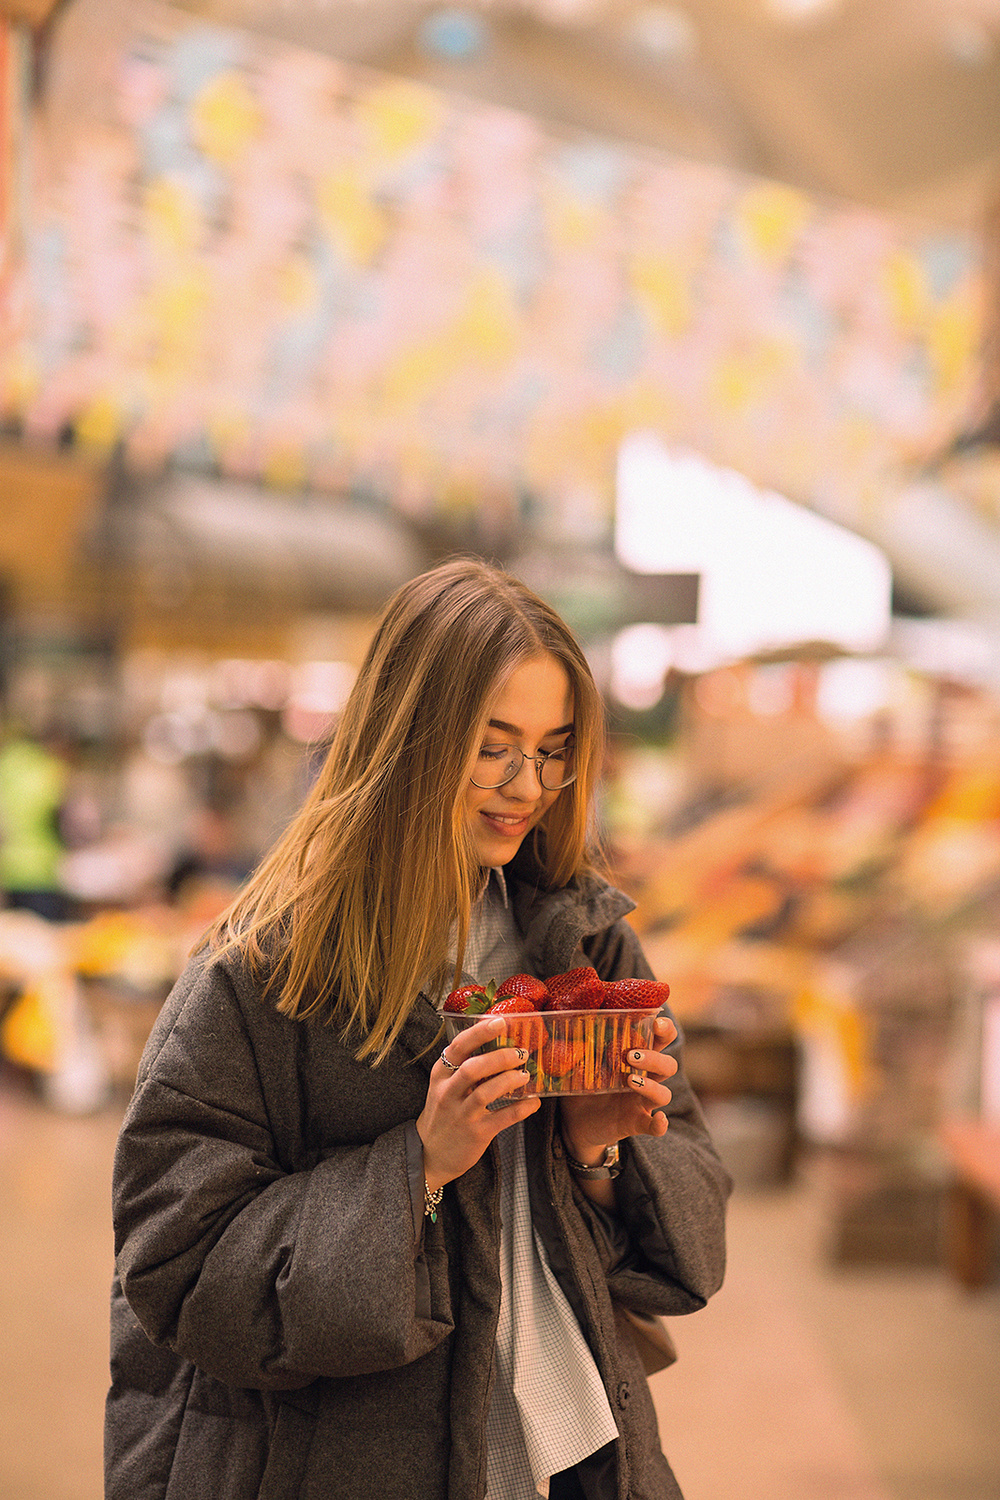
106, 863, 731, 1500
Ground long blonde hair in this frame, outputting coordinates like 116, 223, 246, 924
210, 557, 607, 1061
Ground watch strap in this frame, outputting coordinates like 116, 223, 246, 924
566, 1142, 621, 1180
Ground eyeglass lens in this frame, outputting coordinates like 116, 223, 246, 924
472, 743, 575, 789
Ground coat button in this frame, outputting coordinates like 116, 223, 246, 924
617, 1380, 630, 1407
552, 1137, 564, 1159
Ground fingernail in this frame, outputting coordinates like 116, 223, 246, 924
516, 1048, 527, 1064
631, 1050, 643, 1063
629, 1073, 645, 1088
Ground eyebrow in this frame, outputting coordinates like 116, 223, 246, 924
487, 718, 574, 738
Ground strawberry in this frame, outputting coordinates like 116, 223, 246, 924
489, 993, 547, 1051
540, 1038, 583, 1078
495, 973, 549, 1010
443, 982, 492, 1015
547, 966, 604, 1011
601, 978, 670, 1011
488, 994, 537, 1017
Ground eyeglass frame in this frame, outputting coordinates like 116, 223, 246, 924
469, 740, 577, 791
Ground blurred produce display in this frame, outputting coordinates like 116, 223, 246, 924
0, 863, 239, 1110
606, 654, 1000, 1263
2, 636, 999, 1278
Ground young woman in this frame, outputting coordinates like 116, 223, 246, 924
106, 557, 730, 1500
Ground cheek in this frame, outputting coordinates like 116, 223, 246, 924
464, 786, 487, 824
535, 787, 562, 822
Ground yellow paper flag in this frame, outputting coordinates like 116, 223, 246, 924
317, 168, 387, 266
191, 71, 262, 166
737, 182, 810, 264
355, 80, 440, 161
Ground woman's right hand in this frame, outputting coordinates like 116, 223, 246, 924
416, 1015, 541, 1191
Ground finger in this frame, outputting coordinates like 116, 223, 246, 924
619, 1095, 672, 1139
626, 1075, 673, 1112
439, 1015, 504, 1068
486, 1092, 542, 1126
467, 1062, 530, 1110
652, 1015, 678, 1049
457, 1043, 533, 1090
623, 1046, 678, 1080
474, 1066, 533, 1111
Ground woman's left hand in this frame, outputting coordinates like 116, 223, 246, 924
558, 1015, 678, 1165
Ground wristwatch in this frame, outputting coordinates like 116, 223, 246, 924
565, 1142, 621, 1180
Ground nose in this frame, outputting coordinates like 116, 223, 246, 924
504, 754, 544, 796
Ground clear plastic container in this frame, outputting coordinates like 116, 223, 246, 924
444, 1008, 658, 1099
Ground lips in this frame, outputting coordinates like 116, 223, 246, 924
480, 810, 531, 836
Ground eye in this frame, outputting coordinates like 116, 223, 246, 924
542, 737, 574, 761
478, 743, 512, 762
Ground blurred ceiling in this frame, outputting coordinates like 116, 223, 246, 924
7, 0, 1000, 627
170, 0, 1000, 231
160, 0, 1000, 626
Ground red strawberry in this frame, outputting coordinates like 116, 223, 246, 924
547, 966, 604, 1011
488, 994, 537, 1016
443, 982, 490, 1014
601, 978, 670, 1011
540, 1038, 583, 1078
490, 994, 547, 1050
495, 973, 549, 1010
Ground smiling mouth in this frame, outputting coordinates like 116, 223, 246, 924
481, 811, 530, 830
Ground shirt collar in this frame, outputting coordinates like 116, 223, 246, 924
487, 865, 510, 909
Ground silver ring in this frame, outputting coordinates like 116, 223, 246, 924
440, 1047, 460, 1072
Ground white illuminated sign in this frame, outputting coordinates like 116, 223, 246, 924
615, 432, 891, 659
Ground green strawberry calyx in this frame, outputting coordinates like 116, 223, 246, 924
465, 979, 497, 1015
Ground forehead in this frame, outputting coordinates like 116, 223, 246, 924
486, 653, 573, 734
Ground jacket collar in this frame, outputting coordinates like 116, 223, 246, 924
502, 851, 636, 980
397, 989, 448, 1075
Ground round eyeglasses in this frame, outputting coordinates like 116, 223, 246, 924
470, 741, 576, 791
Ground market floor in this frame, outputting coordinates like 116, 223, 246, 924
1, 1070, 997, 1500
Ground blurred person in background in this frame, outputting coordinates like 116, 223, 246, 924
0, 722, 73, 923
106, 557, 730, 1500
164, 765, 256, 907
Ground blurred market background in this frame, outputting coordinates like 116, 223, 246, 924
1, 1, 999, 1498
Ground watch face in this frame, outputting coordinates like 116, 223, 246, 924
605, 1143, 620, 1167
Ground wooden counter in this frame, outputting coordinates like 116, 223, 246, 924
939, 1118, 1000, 1290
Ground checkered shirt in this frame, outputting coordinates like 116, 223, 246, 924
448, 870, 619, 1500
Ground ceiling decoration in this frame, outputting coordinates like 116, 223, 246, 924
167, 0, 1000, 231
4, 2, 980, 524
2, 0, 999, 623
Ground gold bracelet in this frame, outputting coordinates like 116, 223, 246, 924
424, 1180, 444, 1222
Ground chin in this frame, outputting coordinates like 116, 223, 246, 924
475, 843, 516, 867
473, 833, 526, 867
